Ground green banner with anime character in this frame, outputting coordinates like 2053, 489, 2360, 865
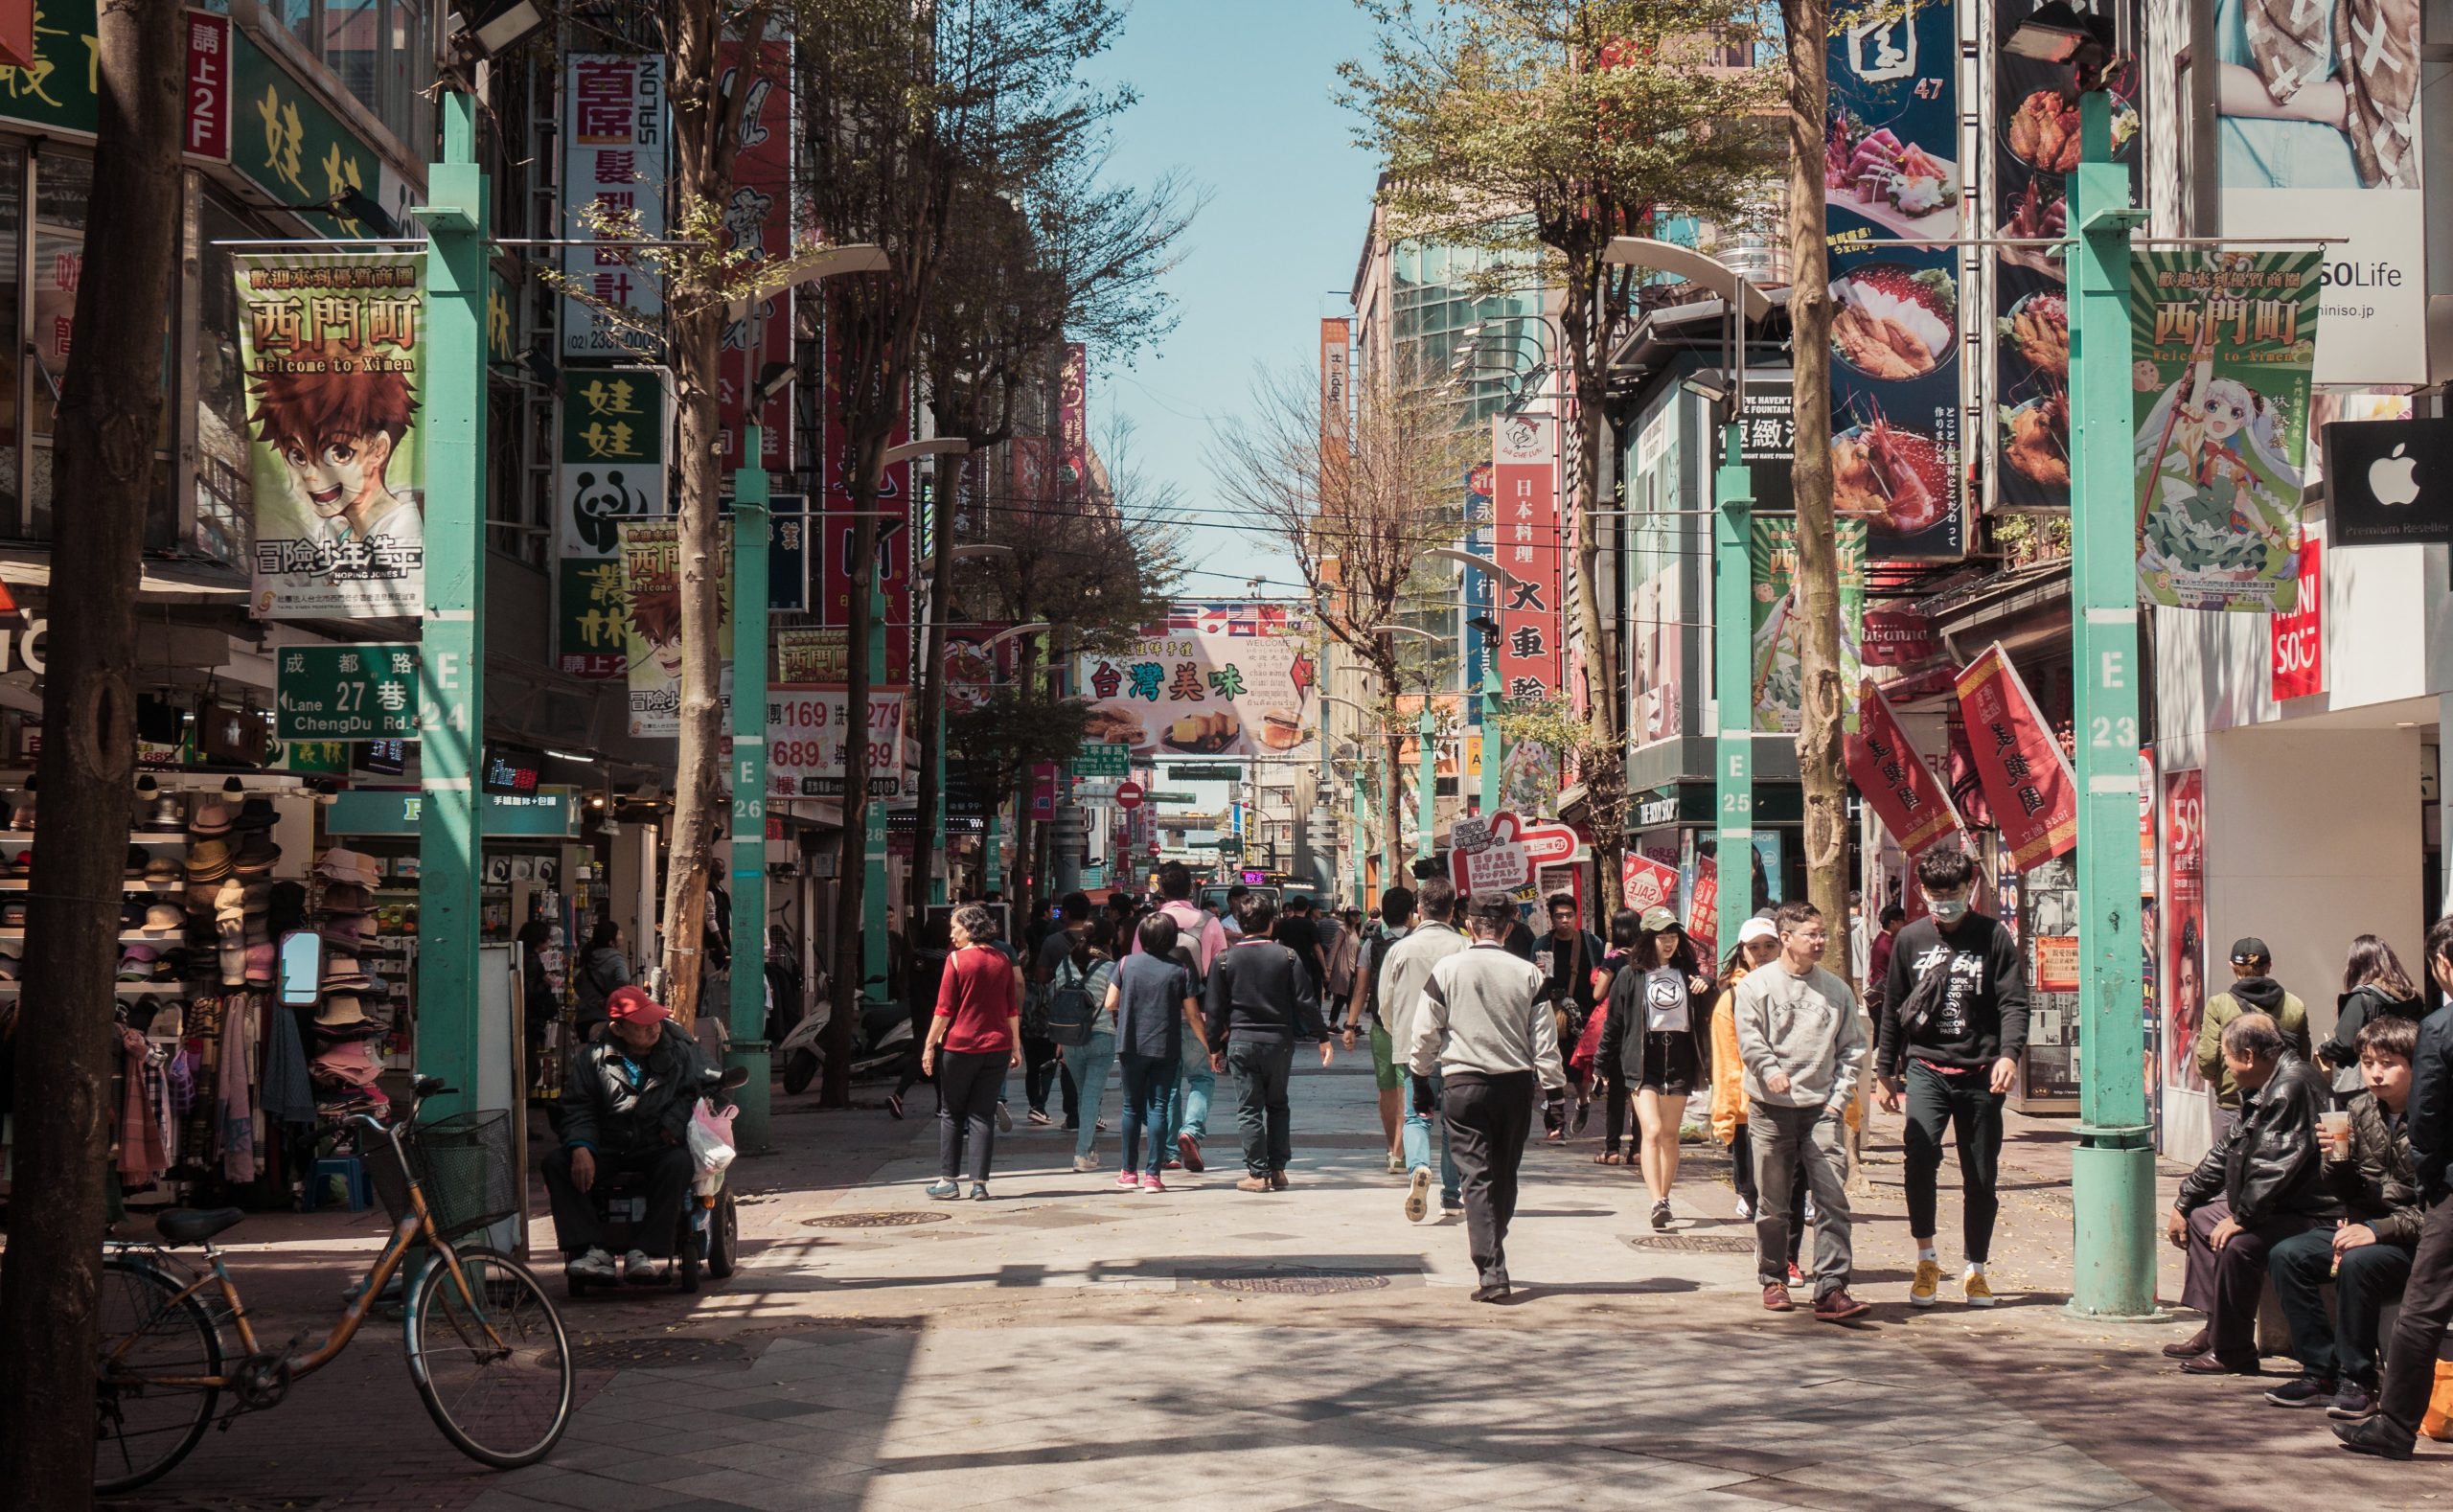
2132, 250, 2322, 613
236, 253, 425, 619
616, 519, 730, 739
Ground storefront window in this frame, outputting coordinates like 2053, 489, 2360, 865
195, 195, 258, 567
264, 0, 433, 154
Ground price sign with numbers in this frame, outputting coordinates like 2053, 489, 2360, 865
276, 643, 421, 741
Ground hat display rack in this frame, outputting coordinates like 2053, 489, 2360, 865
305, 846, 400, 1124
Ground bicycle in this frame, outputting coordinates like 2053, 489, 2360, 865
92, 1076, 574, 1494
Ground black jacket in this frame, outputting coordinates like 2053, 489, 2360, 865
2320, 984, 2421, 1075
1595, 964, 1714, 1088
2328, 1088, 2422, 1247
2411, 1005, 2453, 1203
1203, 937, 1329, 1049
562, 1021, 707, 1159
2177, 1051, 2338, 1226
1875, 913, 2029, 1078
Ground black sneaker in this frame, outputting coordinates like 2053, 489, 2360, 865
2328, 1382, 2379, 1420
2335, 1417, 2416, 1460
2264, 1375, 2337, 1409
1651, 1200, 1672, 1232
885, 1091, 906, 1121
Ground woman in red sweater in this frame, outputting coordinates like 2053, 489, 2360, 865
923, 905, 1023, 1200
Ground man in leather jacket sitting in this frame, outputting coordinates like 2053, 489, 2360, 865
545, 985, 707, 1284
2165, 1012, 2337, 1374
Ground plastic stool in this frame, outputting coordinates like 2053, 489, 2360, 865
304, 1155, 372, 1213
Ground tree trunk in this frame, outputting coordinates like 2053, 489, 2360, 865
1382, 725, 1408, 883
658, 296, 725, 1027
1561, 276, 1625, 917
0, 2, 180, 1501
1783, 0, 1849, 933
825, 498, 880, 1107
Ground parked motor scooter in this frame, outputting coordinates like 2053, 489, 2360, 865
777, 981, 912, 1095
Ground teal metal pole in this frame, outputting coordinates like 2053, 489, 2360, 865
726, 431, 773, 1150
1351, 772, 1367, 907
1713, 419, 1754, 960
862, 582, 891, 998
2068, 86, 2157, 1319
413, 92, 487, 1113
1415, 705, 1436, 860
1479, 659, 1501, 815
930, 724, 948, 905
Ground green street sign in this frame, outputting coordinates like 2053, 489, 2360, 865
325, 786, 579, 839
276, 643, 420, 741
1071, 742, 1132, 778
1164, 763, 1243, 782
1144, 790, 1198, 805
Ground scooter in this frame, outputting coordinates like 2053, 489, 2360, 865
566, 1062, 749, 1298
777, 981, 912, 1095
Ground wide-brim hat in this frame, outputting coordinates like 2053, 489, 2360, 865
320, 914, 370, 948
320, 952, 373, 991
233, 836, 280, 876
188, 797, 231, 836
186, 837, 233, 875
231, 796, 279, 831
315, 993, 368, 1026
320, 882, 374, 914
314, 847, 381, 889
142, 856, 183, 883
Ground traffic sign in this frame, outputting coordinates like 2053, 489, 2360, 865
1165, 763, 1243, 782
1114, 781, 1145, 811
1144, 790, 1199, 804
1072, 741, 1132, 778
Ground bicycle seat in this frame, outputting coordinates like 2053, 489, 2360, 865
154, 1208, 245, 1246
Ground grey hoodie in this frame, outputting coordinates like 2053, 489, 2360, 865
1731, 961, 1867, 1113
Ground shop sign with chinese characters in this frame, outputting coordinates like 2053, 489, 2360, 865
1951, 643, 2077, 871
232, 30, 400, 240
556, 367, 664, 677
0, 3, 231, 163
276, 644, 420, 741
1491, 414, 1563, 700
562, 54, 666, 356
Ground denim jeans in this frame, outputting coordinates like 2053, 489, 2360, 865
1402, 1068, 1460, 1203
1062, 1030, 1117, 1161
1116, 1050, 1176, 1177
1226, 1037, 1295, 1177
1167, 1030, 1215, 1146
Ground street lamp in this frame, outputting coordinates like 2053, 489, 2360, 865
1603, 237, 1762, 962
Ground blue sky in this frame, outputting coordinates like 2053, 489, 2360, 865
1081, 0, 1384, 602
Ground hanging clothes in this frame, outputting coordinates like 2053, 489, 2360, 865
218, 996, 258, 1182
116, 1025, 170, 1185
259, 1003, 317, 1128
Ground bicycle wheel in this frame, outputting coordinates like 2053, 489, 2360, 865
93, 1255, 224, 1495
405, 1247, 573, 1468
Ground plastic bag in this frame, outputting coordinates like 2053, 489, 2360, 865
2422, 1361, 2453, 1441
686, 1097, 737, 1179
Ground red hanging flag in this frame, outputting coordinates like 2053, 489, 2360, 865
1845, 677, 1964, 859
1951, 643, 2078, 872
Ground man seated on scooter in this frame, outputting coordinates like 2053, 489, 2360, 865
547, 984, 706, 1285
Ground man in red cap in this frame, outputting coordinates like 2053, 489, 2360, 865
544, 984, 709, 1284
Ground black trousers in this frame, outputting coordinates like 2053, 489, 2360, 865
936, 1049, 1006, 1183
1446, 1070, 1537, 1288
1227, 1037, 1295, 1177
542, 1143, 693, 1259
1022, 1033, 1062, 1113
2380, 1195, 2453, 1443
1902, 1060, 2007, 1262
1600, 1071, 1629, 1153
2271, 1227, 2416, 1386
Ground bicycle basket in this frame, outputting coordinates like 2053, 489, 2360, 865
369, 1110, 518, 1243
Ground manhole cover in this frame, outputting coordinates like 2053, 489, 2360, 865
802, 1210, 951, 1229
570, 1338, 751, 1369
1625, 1234, 1756, 1253
1201, 1269, 1391, 1294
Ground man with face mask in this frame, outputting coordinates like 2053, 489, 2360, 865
1875, 847, 2029, 1309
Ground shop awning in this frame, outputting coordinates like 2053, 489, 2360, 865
0, 548, 251, 605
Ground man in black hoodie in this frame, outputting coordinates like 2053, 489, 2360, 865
1876, 847, 2028, 1309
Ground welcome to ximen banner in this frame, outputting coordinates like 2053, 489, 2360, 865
235, 253, 426, 619
2132, 249, 2321, 613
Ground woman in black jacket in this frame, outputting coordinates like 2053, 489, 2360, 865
1596, 907, 1716, 1231
2322, 935, 2422, 1104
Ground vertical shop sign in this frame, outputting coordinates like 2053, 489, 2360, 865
2133, 250, 2322, 612
1492, 413, 1562, 700
1749, 515, 1866, 732
183, 11, 230, 160
1987, 0, 2144, 511
1319, 319, 1350, 459
2162, 768, 2207, 1093
556, 366, 663, 677
616, 519, 731, 739
1952, 643, 2078, 871
1845, 677, 1964, 857
234, 253, 426, 619
562, 55, 666, 357
1057, 342, 1088, 503
2269, 535, 2325, 699
1462, 463, 1495, 714
715, 38, 789, 470
1824, 0, 1964, 559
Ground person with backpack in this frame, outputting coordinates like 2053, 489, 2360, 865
2319, 934, 2423, 1107
1875, 846, 2029, 1309
1342, 886, 1416, 1174
1106, 912, 1209, 1191
1203, 893, 1335, 1191
1533, 892, 1606, 1141
1051, 916, 1120, 1173
1026, 892, 1096, 1128
2196, 937, 2313, 1134
572, 918, 631, 1041
1137, 861, 1229, 1172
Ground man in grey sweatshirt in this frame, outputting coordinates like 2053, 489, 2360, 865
1407, 892, 1567, 1302
1731, 899, 1870, 1321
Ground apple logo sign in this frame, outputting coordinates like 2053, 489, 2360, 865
2371, 443, 2421, 508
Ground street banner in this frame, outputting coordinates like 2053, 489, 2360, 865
775, 627, 847, 684
1058, 342, 1088, 501
1493, 413, 1564, 700
275, 644, 419, 741
2269, 535, 2325, 699
2323, 416, 2453, 545
1824, 0, 1965, 559
1462, 463, 1496, 714
715, 38, 791, 472
1685, 852, 1721, 961
941, 623, 1015, 712
1621, 853, 1680, 914
555, 367, 664, 676
235, 252, 426, 619
2162, 768, 2208, 1092
1985, 0, 2145, 512
1320, 319, 1351, 466
616, 519, 731, 739
818, 293, 911, 682
558, 559, 628, 678
1749, 515, 1866, 733
768, 687, 905, 800
2131, 249, 2321, 613
1951, 644, 2077, 871
1078, 602, 1317, 760
1845, 677, 1964, 858
1450, 812, 1578, 897
2213, 0, 2422, 385
562, 54, 666, 357
767, 494, 809, 612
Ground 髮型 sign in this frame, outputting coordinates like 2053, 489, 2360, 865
2323, 417, 2453, 547
276, 644, 420, 740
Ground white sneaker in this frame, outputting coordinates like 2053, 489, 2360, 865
1405, 1166, 1432, 1224
622, 1249, 668, 1284
1731, 1196, 1755, 1223
565, 1247, 618, 1281
1073, 1154, 1101, 1172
